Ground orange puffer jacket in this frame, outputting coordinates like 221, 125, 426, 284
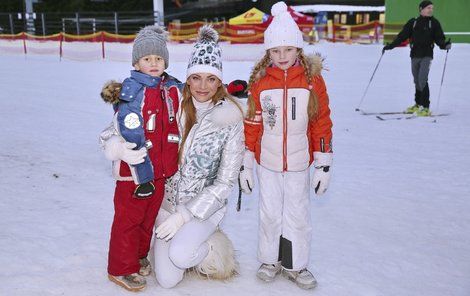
244, 55, 333, 172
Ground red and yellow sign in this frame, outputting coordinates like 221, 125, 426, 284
229, 8, 269, 25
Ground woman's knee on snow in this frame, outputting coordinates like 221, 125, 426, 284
168, 240, 205, 269
155, 270, 183, 289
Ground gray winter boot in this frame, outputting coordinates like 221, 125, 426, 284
256, 262, 281, 282
139, 257, 152, 276
108, 273, 146, 292
282, 268, 317, 290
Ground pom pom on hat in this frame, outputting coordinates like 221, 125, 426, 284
271, 1, 288, 16
138, 25, 167, 37
198, 24, 219, 43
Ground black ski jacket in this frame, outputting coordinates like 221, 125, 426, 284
389, 16, 447, 58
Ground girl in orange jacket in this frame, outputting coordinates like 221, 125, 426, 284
239, 1, 333, 290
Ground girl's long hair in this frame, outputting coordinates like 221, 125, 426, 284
179, 79, 242, 163
246, 49, 319, 120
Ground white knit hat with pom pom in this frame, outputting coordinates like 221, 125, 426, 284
264, 1, 304, 50
186, 25, 223, 80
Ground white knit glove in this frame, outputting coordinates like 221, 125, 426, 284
239, 150, 255, 194
103, 136, 147, 165
155, 206, 192, 241
311, 152, 333, 195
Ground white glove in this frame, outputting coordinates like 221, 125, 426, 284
239, 150, 255, 194
311, 152, 333, 196
103, 136, 147, 165
155, 206, 192, 241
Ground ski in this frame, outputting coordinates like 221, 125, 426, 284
376, 113, 450, 121
359, 110, 408, 116
376, 115, 413, 120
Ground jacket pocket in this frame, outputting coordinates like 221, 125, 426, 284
291, 97, 296, 120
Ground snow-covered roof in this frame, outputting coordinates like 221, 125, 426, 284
292, 5, 385, 13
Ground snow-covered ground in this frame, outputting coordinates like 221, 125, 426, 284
1, 42, 469, 296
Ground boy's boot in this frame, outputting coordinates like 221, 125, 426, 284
139, 257, 152, 276
108, 273, 146, 292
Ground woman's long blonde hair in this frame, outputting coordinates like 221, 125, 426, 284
179, 79, 243, 162
246, 49, 319, 120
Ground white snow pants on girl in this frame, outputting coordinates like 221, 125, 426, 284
153, 207, 225, 288
257, 165, 312, 271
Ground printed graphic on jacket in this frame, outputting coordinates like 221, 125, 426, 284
262, 95, 279, 129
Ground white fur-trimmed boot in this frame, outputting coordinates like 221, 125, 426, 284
194, 230, 239, 280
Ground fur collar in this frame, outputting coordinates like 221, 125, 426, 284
209, 98, 244, 127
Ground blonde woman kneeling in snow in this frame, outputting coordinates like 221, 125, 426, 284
153, 25, 244, 288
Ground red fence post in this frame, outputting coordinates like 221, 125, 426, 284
374, 21, 379, 43
332, 24, 336, 43
22, 32, 27, 55
101, 31, 105, 60
59, 32, 63, 61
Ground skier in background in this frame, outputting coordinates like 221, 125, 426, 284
383, 0, 451, 116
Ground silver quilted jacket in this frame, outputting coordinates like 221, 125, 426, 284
162, 98, 245, 221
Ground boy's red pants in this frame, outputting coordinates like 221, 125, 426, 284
107, 179, 164, 276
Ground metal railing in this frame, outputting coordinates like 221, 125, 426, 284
0, 11, 162, 35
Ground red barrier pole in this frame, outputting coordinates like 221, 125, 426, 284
22, 32, 27, 55
101, 31, 105, 60
374, 21, 379, 43
332, 24, 336, 43
59, 32, 63, 61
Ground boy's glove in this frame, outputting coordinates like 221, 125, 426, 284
134, 181, 155, 199
155, 206, 192, 241
103, 136, 147, 165
227, 80, 248, 98
239, 151, 255, 194
311, 152, 333, 195
100, 80, 122, 105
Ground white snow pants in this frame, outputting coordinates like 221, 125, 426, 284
257, 165, 312, 271
153, 207, 225, 288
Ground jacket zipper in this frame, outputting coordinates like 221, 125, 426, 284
142, 87, 155, 181
160, 84, 166, 177
283, 70, 288, 171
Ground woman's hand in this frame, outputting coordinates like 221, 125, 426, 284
155, 212, 185, 241
155, 206, 192, 241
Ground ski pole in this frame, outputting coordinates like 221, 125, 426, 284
435, 42, 450, 114
237, 185, 242, 212
355, 51, 384, 112
236, 167, 243, 212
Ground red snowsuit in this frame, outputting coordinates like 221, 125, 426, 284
107, 77, 180, 276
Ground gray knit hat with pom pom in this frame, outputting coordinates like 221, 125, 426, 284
132, 25, 169, 67
186, 25, 223, 80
